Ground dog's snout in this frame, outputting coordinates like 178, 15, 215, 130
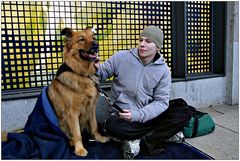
89, 41, 99, 53
86, 41, 99, 54
92, 41, 99, 48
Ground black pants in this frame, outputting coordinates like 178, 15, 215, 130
102, 98, 193, 155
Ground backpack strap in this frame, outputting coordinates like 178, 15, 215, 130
192, 113, 199, 137
192, 111, 208, 137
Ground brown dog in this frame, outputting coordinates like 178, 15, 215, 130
47, 27, 109, 156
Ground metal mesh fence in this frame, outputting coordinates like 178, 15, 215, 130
1, 1, 220, 96
186, 1, 212, 74
1, 1, 172, 91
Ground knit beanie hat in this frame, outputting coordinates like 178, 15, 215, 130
140, 26, 164, 49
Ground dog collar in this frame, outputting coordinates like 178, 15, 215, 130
56, 63, 74, 77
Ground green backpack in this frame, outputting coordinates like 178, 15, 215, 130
183, 107, 215, 138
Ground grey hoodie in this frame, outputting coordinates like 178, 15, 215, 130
98, 48, 171, 123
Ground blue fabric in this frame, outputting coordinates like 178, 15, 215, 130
2, 87, 122, 159
2, 87, 212, 159
136, 142, 212, 159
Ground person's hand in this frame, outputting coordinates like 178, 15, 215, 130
94, 56, 100, 69
119, 110, 132, 122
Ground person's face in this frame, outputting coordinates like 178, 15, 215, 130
138, 36, 158, 60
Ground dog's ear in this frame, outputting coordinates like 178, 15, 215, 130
86, 26, 92, 30
61, 28, 73, 38
86, 26, 96, 33
61, 28, 73, 53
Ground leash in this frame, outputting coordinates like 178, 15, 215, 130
55, 63, 124, 113
88, 75, 112, 104
55, 63, 124, 111
88, 75, 124, 113
56, 63, 113, 106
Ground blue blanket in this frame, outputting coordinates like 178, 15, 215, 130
2, 87, 212, 159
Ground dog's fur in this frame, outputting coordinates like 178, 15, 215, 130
47, 27, 109, 156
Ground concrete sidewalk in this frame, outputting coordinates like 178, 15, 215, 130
185, 104, 239, 160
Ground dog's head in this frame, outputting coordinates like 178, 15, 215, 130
61, 27, 98, 62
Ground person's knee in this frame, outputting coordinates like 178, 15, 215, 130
104, 116, 149, 140
104, 116, 139, 140
105, 116, 124, 137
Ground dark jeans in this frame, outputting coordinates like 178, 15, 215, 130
101, 98, 193, 155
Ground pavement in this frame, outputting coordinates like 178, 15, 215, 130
185, 104, 239, 160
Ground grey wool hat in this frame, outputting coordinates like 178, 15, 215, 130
140, 26, 164, 49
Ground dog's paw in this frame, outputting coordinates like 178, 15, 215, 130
94, 132, 110, 143
75, 148, 88, 157
97, 136, 110, 143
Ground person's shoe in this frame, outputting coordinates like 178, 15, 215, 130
167, 131, 185, 143
122, 139, 140, 159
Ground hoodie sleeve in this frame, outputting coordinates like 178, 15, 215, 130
97, 53, 119, 81
131, 68, 171, 123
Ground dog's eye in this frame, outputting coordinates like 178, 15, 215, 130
78, 37, 84, 42
93, 37, 96, 40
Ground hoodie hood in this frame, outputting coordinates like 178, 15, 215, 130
130, 48, 166, 65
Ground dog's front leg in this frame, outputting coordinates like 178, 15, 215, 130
89, 104, 110, 143
67, 112, 88, 156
